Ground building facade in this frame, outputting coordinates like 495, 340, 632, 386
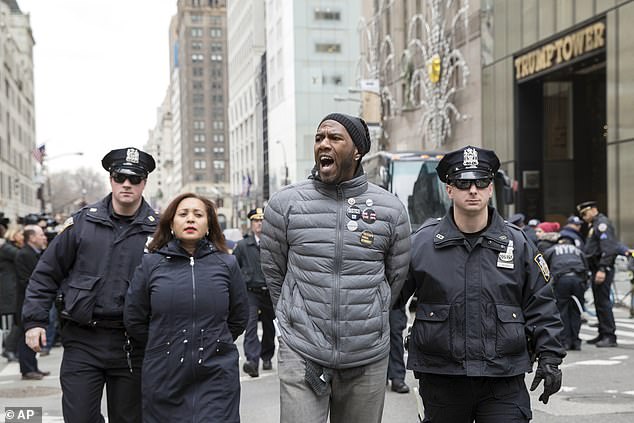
227, 0, 266, 228
143, 89, 173, 212
265, 0, 362, 193
169, 0, 232, 228
0, 0, 37, 221
481, 0, 634, 244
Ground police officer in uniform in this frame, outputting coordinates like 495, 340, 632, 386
233, 207, 275, 378
401, 146, 565, 422
543, 235, 590, 351
22, 147, 158, 423
577, 200, 620, 347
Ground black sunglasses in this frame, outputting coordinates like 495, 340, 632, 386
451, 178, 492, 190
111, 173, 145, 185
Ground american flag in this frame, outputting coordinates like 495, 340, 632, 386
32, 144, 46, 164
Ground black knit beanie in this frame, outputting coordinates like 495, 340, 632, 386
319, 113, 371, 157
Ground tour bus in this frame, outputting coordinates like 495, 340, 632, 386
363, 151, 514, 231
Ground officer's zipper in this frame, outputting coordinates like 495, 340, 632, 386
189, 256, 199, 415
332, 186, 344, 367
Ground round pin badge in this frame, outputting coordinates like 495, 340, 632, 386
365, 198, 373, 207
347, 206, 361, 221
362, 208, 377, 224
347, 220, 358, 232
347, 198, 356, 205
360, 230, 374, 246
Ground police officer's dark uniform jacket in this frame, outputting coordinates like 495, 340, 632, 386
124, 238, 248, 422
22, 194, 158, 329
584, 213, 619, 273
543, 242, 589, 283
402, 208, 565, 377
233, 234, 266, 291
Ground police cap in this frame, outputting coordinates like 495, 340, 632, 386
576, 201, 597, 215
247, 207, 264, 221
101, 147, 156, 177
567, 215, 583, 225
436, 145, 500, 183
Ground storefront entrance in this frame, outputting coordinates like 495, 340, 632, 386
515, 21, 606, 223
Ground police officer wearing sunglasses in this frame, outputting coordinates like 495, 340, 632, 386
399, 146, 565, 422
22, 147, 159, 423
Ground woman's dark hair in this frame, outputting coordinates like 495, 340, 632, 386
148, 192, 228, 253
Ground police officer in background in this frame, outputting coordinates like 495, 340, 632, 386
22, 147, 158, 423
233, 207, 275, 378
577, 200, 620, 348
543, 234, 590, 351
401, 146, 565, 422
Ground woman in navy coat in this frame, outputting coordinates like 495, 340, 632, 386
125, 193, 249, 422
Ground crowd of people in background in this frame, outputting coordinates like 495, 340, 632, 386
0, 120, 633, 422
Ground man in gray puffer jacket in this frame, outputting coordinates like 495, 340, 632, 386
261, 113, 411, 423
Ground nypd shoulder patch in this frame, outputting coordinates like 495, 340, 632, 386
59, 216, 74, 234
534, 253, 550, 282
598, 222, 608, 232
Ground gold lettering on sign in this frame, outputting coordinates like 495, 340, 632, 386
514, 21, 605, 81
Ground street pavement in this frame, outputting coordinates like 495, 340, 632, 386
2, 285, 634, 422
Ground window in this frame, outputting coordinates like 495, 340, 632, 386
194, 133, 206, 142
194, 120, 205, 130
213, 146, 224, 154
194, 146, 206, 154
315, 43, 341, 53
210, 28, 222, 38
314, 9, 340, 20
212, 94, 223, 103
193, 81, 203, 90
193, 93, 204, 103
192, 53, 204, 63
194, 160, 207, 169
191, 13, 202, 22
213, 120, 224, 130
213, 134, 224, 143
193, 106, 205, 116
213, 160, 225, 169
191, 41, 202, 50
193, 67, 203, 77
191, 27, 203, 37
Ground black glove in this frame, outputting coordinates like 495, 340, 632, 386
529, 353, 562, 404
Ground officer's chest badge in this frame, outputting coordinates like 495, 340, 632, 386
534, 253, 551, 282
126, 148, 140, 164
496, 240, 514, 269
463, 147, 479, 168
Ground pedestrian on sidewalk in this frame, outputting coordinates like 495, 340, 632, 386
261, 113, 411, 423
15, 225, 49, 380
22, 147, 158, 423
234, 207, 275, 378
400, 145, 566, 422
0, 225, 23, 363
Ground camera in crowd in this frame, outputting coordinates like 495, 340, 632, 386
17, 213, 60, 243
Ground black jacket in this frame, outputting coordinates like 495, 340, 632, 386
0, 241, 20, 315
22, 194, 159, 329
15, 245, 40, 324
584, 213, 619, 271
401, 207, 565, 377
544, 242, 589, 281
233, 234, 265, 289
124, 239, 248, 422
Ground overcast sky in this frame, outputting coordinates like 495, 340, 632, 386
19, 0, 177, 174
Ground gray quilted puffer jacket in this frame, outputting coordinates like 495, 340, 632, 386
261, 171, 411, 369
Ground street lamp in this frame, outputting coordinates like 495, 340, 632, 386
275, 140, 289, 186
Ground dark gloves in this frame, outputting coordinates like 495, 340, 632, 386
530, 353, 562, 404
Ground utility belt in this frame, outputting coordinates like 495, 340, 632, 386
60, 312, 125, 330
247, 286, 268, 293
